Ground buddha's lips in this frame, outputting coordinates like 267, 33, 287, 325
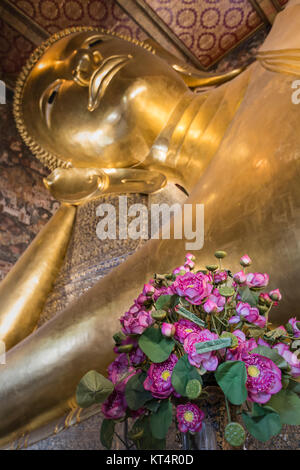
88, 54, 132, 112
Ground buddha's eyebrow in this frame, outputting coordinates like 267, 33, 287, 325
83, 35, 110, 49
88, 39, 104, 48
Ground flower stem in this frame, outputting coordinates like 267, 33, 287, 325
214, 315, 228, 329
224, 396, 231, 423
211, 315, 218, 334
182, 432, 190, 450
264, 301, 274, 327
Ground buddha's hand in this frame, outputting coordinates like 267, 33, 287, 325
44, 167, 167, 204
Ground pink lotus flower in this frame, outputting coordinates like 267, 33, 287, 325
185, 253, 196, 261
174, 318, 202, 343
138, 294, 150, 307
288, 317, 300, 338
233, 270, 247, 284
226, 330, 257, 361
184, 259, 195, 270
143, 354, 178, 399
176, 403, 205, 433
107, 353, 137, 392
257, 337, 300, 377
101, 390, 127, 420
206, 288, 226, 313
243, 354, 282, 403
214, 270, 228, 284
113, 337, 146, 365
161, 322, 176, 337
246, 272, 269, 288
184, 330, 219, 370
130, 347, 146, 366
229, 301, 266, 328
120, 302, 153, 335
259, 293, 272, 305
240, 254, 252, 267
173, 265, 188, 276
269, 289, 282, 302
153, 285, 174, 301
203, 298, 218, 314
171, 271, 213, 305
273, 343, 300, 377
143, 283, 155, 297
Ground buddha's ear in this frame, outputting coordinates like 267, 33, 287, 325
144, 38, 244, 88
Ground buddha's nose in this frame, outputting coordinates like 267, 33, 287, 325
71, 49, 102, 87
88, 54, 132, 112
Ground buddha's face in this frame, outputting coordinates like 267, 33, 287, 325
21, 31, 188, 169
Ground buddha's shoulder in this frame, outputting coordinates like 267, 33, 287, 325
257, 2, 300, 76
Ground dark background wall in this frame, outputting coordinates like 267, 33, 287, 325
0, 92, 56, 280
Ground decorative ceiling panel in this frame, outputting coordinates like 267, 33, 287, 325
139, 0, 264, 68
0, 0, 288, 87
8, 0, 147, 38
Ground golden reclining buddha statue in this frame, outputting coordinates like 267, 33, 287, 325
0, 0, 300, 448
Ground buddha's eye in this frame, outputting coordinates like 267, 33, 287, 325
40, 80, 62, 127
88, 39, 103, 48
48, 90, 57, 104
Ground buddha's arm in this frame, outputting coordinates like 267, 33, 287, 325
144, 38, 244, 87
0, 204, 76, 350
0, 167, 165, 352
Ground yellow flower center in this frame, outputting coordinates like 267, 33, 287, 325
161, 370, 171, 381
185, 328, 193, 333
187, 284, 195, 288
248, 365, 260, 378
184, 411, 194, 423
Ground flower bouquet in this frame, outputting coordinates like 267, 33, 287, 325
76, 252, 300, 449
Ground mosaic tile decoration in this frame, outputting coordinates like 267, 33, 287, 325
142, 0, 264, 68
0, 95, 57, 281
0, 18, 35, 86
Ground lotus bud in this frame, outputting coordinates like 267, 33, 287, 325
185, 253, 196, 261
143, 283, 155, 296
203, 299, 218, 314
184, 259, 195, 270
161, 322, 176, 337
239, 254, 252, 267
136, 293, 148, 305
259, 293, 272, 306
269, 289, 282, 302
173, 265, 187, 276
233, 270, 246, 284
